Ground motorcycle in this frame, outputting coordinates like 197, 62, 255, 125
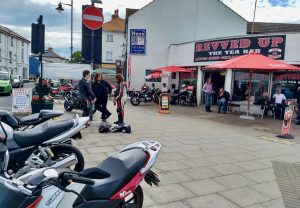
63, 88, 84, 112
0, 138, 161, 208
0, 110, 63, 130
130, 88, 159, 106
0, 114, 88, 177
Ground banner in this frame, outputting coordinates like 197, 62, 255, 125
194, 35, 286, 62
130, 29, 146, 55
12, 88, 32, 113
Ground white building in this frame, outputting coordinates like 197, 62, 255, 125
0, 26, 30, 80
127, 0, 247, 91
102, 9, 125, 69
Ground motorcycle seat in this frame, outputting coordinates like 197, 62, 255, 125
13, 120, 74, 147
74, 149, 147, 205
19, 113, 39, 123
19, 110, 63, 125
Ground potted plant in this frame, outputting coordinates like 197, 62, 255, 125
31, 80, 54, 113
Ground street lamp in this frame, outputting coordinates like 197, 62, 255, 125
56, 0, 73, 62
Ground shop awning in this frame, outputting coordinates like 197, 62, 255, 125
152, 65, 194, 73
203, 53, 300, 70
203, 53, 300, 120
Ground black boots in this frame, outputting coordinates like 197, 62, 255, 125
205, 106, 212, 112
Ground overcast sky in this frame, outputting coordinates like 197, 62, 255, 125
0, 0, 299, 59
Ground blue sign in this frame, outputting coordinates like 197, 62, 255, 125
130, 29, 146, 55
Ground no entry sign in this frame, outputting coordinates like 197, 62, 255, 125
82, 6, 104, 30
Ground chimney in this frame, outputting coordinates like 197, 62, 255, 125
48, 47, 53, 52
112, 9, 119, 19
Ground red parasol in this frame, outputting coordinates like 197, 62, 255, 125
152, 65, 193, 73
204, 53, 300, 118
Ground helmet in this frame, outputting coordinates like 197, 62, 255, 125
99, 122, 110, 133
181, 84, 186, 88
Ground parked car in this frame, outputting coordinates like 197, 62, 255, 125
11, 75, 23, 88
0, 71, 12, 95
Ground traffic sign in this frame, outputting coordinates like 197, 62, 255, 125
82, 6, 104, 30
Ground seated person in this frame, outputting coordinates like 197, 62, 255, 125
260, 92, 273, 116
161, 83, 169, 93
273, 88, 287, 119
151, 83, 156, 91
141, 83, 148, 92
217, 88, 230, 114
177, 84, 188, 98
295, 86, 300, 121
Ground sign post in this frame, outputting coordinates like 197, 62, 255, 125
12, 88, 32, 114
158, 93, 170, 114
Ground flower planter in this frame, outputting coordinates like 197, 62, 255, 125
31, 102, 54, 114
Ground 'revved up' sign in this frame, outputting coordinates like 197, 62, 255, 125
194, 35, 286, 62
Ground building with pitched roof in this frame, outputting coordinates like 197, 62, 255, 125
0, 25, 30, 79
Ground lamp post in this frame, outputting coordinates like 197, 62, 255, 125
56, 0, 73, 62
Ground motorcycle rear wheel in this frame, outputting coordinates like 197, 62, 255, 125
64, 101, 73, 112
130, 96, 141, 106
122, 185, 143, 208
50, 144, 85, 172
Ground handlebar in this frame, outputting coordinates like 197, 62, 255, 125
61, 173, 95, 186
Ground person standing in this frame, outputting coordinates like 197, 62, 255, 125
161, 83, 169, 93
114, 73, 127, 125
78, 70, 96, 119
273, 88, 286, 119
91, 73, 112, 122
203, 78, 213, 112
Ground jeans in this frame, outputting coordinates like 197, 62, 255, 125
218, 100, 228, 112
275, 103, 285, 119
204, 93, 212, 107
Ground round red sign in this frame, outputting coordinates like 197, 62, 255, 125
82, 6, 104, 30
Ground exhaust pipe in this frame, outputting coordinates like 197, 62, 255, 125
51, 154, 78, 169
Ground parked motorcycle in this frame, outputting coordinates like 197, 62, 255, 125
0, 139, 161, 208
0, 114, 88, 177
130, 88, 159, 106
0, 110, 63, 130
64, 88, 83, 112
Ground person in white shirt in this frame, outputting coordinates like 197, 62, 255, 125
161, 83, 169, 93
273, 88, 286, 119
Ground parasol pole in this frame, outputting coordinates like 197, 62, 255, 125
247, 70, 253, 116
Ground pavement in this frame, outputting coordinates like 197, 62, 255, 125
55, 101, 300, 208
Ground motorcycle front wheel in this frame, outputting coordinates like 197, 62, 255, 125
122, 185, 143, 208
130, 96, 141, 106
64, 100, 74, 112
50, 144, 85, 172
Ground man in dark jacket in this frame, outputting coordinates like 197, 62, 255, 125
79, 70, 96, 119
92, 73, 112, 122
217, 88, 230, 114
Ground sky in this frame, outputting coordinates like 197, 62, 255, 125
0, 0, 299, 59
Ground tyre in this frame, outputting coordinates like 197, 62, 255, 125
123, 185, 143, 208
50, 144, 85, 172
64, 101, 73, 112
130, 96, 140, 106
126, 125, 131, 133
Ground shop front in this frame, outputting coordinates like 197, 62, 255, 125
167, 33, 300, 108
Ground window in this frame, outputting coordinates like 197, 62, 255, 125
107, 34, 114, 42
0, 48, 1, 62
21, 41, 24, 46
9, 51, 12, 63
232, 71, 269, 102
272, 72, 300, 99
22, 68, 27, 79
0, 34, 2, 43
106, 51, 113, 61
21, 48, 24, 62
10, 37, 13, 46
171, 73, 176, 79
145, 70, 161, 82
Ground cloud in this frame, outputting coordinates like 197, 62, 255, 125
1, 0, 299, 59
221, 0, 300, 23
